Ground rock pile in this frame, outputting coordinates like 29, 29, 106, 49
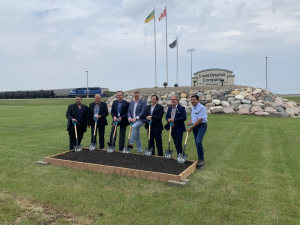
105, 86, 300, 118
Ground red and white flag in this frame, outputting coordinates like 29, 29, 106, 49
159, 8, 166, 21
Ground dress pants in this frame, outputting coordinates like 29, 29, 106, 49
90, 123, 106, 149
109, 123, 127, 151
149, 129, 163, 156
193, 123, 207, 160
171, 131, 183, 157
69, 124, 85, 150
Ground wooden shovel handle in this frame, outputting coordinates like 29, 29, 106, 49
184, 132, 189, 145
148, 124, 151, 140
112, 123, 117, 138
169, 125, 172, 142
93, 122, 97, 136
128, 125, 132, 139
74, 124, 78, 138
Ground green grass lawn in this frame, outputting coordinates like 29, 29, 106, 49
0, 99, 299, 224
283, 96, 300, 103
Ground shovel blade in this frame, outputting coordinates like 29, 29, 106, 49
107, 145, 116, 153
144, 147, 153, 156
74, 145, 82, 152
122, 147, 131, 153
164, 150, 173, 159
177, 153, 188, 164
89, 143, 97, 151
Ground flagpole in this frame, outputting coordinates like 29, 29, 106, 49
165, 6, 168, 86
176, 36, 178, 85
154, 7, 157, 87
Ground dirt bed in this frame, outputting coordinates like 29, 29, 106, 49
54, 149, 192, 175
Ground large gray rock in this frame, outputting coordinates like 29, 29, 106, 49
223, 107, 235, 114
206, 97, 213, 103
197, 92, 204, 96
231, 100, 241, 107
219, 96, 227, 101
200, 101, 207, 106
235, 95, 244, 100
212, 99, 221, 105
237, 108, 250, 115
264, 97, 274, 102
206, 102, 215, 108
242, 104, 251, 108
164, 100, 172, 107
275, 107, 284, 112
274, 97, 283, 105
251, 106, 264, 113
286, 107, 300, 116
264, 101, 280, 108
246, 96, 257, 102
221, 101, 230, 108
242, 99, 251, 104
227, 97, 235, 103
252, 102, 265, 109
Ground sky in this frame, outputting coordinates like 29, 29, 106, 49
1, 0, 300, 94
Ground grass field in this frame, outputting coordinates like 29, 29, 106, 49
0, 99, 300, 224
283, 96, 300, 103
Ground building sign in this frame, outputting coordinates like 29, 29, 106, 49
192, 69, 235, 86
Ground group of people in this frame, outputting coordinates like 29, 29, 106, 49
66, 91, 208, 167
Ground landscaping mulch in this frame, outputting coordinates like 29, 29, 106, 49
53, 149, 193, 175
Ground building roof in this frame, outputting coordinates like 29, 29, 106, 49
194, 68, 233, 75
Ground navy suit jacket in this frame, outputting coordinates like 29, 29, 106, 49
88, 102, 108, 127
66, 103, 89, 132
111, 100, 129, 127
127, 99, 147, 123
165, 104, 187, 132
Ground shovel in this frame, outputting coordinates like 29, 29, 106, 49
164, 122, 174, 159
107, 119, 119, 153
178, 124, 193, 163
89, 117, 98, 151
144, 120, 153, 156
72, 121, 82, 152
123, 122, 133, 153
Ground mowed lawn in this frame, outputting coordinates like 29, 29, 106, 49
0, 99, 299, 224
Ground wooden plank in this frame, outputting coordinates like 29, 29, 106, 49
45, 149, 197, 183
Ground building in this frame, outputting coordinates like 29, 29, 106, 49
192, 68, 235, 86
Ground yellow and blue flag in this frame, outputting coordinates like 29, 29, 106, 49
144, 10, 155, 23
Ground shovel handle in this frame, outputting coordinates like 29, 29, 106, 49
93, 121, 97, 136
184, 132, 189, 145
74, 124, 78, 139
112, 123, 117, 138
148, 123, 151, 140
128, 125, 132, 139
169, 125, 172, 142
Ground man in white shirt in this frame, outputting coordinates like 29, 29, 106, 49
187, 95, 208, 169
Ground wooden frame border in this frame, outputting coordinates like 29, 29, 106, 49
45, 148, 197, 183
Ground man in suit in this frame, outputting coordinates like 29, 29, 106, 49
127, 91, 147, 153
165, 94, 187, 157
144, 95, 164, 156
66, 95, 89, 150
109, 91, 129, 151
88, 94, 108, 149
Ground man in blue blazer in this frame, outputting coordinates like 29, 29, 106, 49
165, 94, 187, 157
109, 91, 129, 151
127, 91, 147, 153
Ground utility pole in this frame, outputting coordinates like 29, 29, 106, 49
187, 49, 195, 86
266, 57, 268, 90
86, 71, 89, 98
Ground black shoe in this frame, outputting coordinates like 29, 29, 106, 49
197, 160, 205, 169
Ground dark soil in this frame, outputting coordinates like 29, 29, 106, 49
54, 149, 193, 175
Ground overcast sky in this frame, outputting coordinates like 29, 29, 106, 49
1, 0, 299, 94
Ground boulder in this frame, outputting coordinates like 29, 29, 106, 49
255, 112, 270, 116
264, 97, 274, 102
242, 99, 251, 104
239, 91, 246, 97
237, 108, 250, 115
221, 101, 230, 108
274, 97, 283, 105
212, 99, 221, 105
286, 108, 298, 116
286, 102, 294, 108
179, 100, 187, 105
235, 95, 244, 100
253, 89, 262, 94
164, 100, 172, 107
227, 94, 235, 97
231, 90, 240, 95
181, 93, 187, 98
251, 106, 264, 113
264, 106, 277, 113
283, 98, 289, 102
209, 106, 224, 114
197, 92, 204, 96
231, 100, 241, 107
206, 97, 213, 103
264, 101, 280, 108
246, 88, 252, 92
275, 107, 284, 112
206, 102, 215, 108
242, 104, 251, 108
219, 96, 227, 101
200, 101, 207, 106
223, 106, 235, 114
161, 95, 168, 99
289, 101, 298, 107
227, 97, 235, 103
